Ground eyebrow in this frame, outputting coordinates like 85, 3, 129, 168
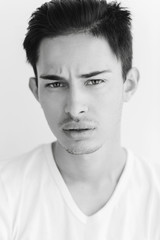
40, 70, 111, 80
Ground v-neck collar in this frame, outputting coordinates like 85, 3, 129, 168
44, 143, 133, 224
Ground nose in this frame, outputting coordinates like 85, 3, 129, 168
64, 87, 88, 120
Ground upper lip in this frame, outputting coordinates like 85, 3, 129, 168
62, 122, 97, 131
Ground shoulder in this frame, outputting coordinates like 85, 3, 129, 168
127, 149, 160, 192
0, 143, 53, 210
0, 143, 52, 186
128, 150, 160, 234
0, 143, 54, 236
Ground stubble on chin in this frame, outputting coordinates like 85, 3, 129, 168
64, 143, 102, 155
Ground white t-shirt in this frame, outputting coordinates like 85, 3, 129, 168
0, 143, 160, 240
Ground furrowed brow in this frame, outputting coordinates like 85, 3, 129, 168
80, 70, 111, 78
40, 75, 65, 81
40, 70, 111, 81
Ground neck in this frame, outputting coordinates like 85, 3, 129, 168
52, 140, 127, 185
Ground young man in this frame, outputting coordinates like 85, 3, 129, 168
0, 0, 160, 239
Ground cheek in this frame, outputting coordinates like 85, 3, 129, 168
39, 92, 64, 125
95, 88, 123, 122
96, 86, 123, 108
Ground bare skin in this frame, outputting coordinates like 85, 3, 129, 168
53, 141, 127, 215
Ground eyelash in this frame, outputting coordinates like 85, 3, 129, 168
85, 79, 105, 86
45, 82, 65, 88
45, 79, 105, 88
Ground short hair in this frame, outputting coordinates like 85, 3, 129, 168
23, 0, 132, 83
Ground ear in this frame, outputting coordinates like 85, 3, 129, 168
123, 67, 140, 102
29, 77, 39, 102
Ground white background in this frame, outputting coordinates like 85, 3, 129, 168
0, 0, 159, 162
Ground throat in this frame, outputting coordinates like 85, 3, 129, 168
52, 142, 127, 216
67, 179, 118, 216
52, 141, 127, 184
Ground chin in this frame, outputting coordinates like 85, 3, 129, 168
63, 141, 102, 155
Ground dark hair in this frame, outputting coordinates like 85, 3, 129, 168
23, 0, 132, 83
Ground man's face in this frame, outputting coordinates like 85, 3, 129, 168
34, 33, 127, 154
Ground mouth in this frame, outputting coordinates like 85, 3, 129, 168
61, 121, 97, 139
63, 128, 94, 132
62, 128, 96, 139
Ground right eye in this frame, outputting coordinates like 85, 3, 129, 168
45, 82, 66, 88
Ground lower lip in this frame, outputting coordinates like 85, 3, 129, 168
63, 129, 95, 140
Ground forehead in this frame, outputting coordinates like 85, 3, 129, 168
37, 33, 120, 75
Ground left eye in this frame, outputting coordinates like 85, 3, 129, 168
86, 79, 105, 86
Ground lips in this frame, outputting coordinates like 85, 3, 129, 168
61, 121, 97, 139
63, 127, 96, 134
62, 122, 96, 131
64, 128, 94, 131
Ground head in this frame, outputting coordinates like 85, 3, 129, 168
23, 0, 133, 84
23, 0, 139, 155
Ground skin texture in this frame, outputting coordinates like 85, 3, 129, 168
29, 33, 139, 215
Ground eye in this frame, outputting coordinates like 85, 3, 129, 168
45, 82, 66, 88
86, 79, 105, 86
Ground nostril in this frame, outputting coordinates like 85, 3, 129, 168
64, 103, 88, 116
80, 110, 85, 114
